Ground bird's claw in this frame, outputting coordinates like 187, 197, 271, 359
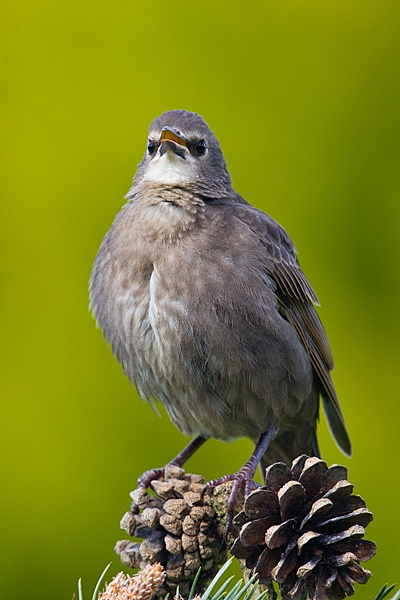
202, 469, 258, 536
137, 467, 166, 489
130, 467, 166, 514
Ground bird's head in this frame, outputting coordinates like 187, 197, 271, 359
132, 110, 233, 198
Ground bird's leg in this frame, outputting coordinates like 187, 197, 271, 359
202, 425, 279, 533
132, 435, 208, 511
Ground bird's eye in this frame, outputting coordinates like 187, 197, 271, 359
195, 140, 207, 155
147, 140, 156, 155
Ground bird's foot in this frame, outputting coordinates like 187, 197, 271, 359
202, 426, 279, 535
131, 435, 208, 514
130, 467, 166, 514
202, 463, 259, 535
137, 466, 166, 489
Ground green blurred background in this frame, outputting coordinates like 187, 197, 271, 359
1, 1, 399, 598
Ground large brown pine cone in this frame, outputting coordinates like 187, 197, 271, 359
115, 465, 227, 598
231, 455, 376, 600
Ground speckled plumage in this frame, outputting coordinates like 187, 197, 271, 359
90, 110, 350, 470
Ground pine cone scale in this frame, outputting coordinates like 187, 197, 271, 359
323, 480, 354, 504
298, 457, 328, 498
318, 465, 348, 496
240, 515, 281, 546
265, 519, 297, 549
319, 524, 365, 547
264, 462, 293, 492
278, 481, 306, 521
318, 508, 373, 533
244, 488, 280, 518
297, 531, 322, 553
300, 498, 333, 530
296, 552, 322, 579
271, 538, 299, 583
255, 546, 283, 582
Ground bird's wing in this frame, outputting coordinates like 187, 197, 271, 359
234, 201, 351, 457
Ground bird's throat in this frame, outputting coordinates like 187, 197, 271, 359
143, 151, 193, 186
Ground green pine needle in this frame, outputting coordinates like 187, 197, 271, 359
76, 558, 397, 600
92, 563, 112, 600
188, 568, 202, 600
372, 584, 397, 600
201, 558, 236, 600
197, 559, 268, 600
76, 563, 111, 600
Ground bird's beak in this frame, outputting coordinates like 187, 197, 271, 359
159, 126, 188, 158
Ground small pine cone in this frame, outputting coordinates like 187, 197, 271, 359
99, 563, 165, 600
231, 455, 376, 600
115, 466, 227, 598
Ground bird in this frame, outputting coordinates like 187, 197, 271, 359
90, 109, 351, 529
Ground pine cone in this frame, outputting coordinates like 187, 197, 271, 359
99, 563, 165, 600
115, 465, 227, 598
231, 455, 376, 600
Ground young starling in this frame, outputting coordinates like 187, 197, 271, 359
90, 110, 351, 526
